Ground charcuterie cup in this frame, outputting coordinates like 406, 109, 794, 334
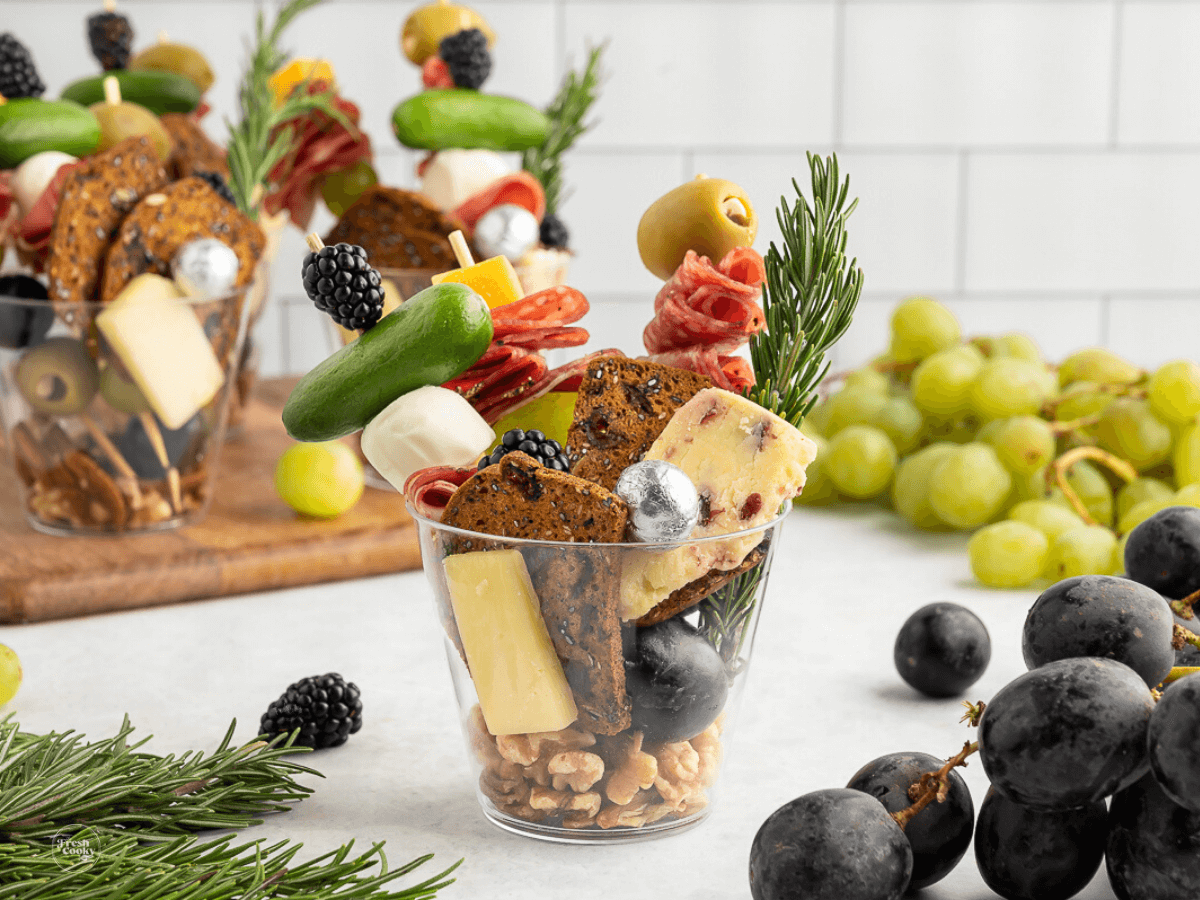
410, 501, 789, 844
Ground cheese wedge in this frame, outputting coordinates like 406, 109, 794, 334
619, 388, 817, 620
444, 549, 578, 736
432, 254, 523, 310
95, 273, 224, 430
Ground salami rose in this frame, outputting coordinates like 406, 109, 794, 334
403, 465, 476, 521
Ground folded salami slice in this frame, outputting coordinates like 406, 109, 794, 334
491, 285, 589, 337
497, 326, 589, 351
403, 465, 476, 521
647, 347, 757, 395
477, 349, 623, 425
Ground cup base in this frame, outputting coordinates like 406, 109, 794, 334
478, 793, 711, 844
25, 509, 194, 538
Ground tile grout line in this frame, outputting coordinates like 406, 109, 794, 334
1108, 0, 1125, 148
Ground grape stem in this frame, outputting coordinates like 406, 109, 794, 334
1170, 588, 1199, 620
891, 741, 978, 830
1049, 414, 1101, 435
1041, 381, 1147, 416
959, 700, 986, 726
1046, 446, 1137, 526
1162, 666, 1200, 686
1172, 624, 1200, 653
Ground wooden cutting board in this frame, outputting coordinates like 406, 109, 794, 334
0, 378, 421, 624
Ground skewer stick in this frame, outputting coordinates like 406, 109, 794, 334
104, 0, 116, 12
448, 230, 474, 268
138, 412, 182, 514
305, 233, 325, 253
80, 414, 143, 507
103, 75, 122, 106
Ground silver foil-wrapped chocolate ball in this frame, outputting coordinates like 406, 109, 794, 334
473, 203, 539, 262
615, 459, 700, 543
171, 238, 240, 298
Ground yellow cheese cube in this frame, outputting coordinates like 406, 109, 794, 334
443, 549, 577, 736
432, 255, 524, 310
95, 274, 224, 430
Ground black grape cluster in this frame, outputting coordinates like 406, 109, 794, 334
749, 506, 1200, 900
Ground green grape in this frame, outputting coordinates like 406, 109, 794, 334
0, 644, 20, 706
1047, 459, 1114, 526
1114, 532, 1130, 575
1093, 398, 1172, 471
1044, 524, 1119, 579
1052, 381, 1114, 423
274, 442, 365, 518
805, 398, 834, 436
843, 367, 890, 395
320, 160, 378, 217
1058, 347, 1142, 388
1175, 422, 1200, 487
795, 435, 838, 505
823, 386, 890, 435
921, 412, 982, 445
968, 521, 1049, 588
1117, 497, 1177, 536
1175, 483, 1200, 507
825, 425, 897, 500
799, 414, 823, 441
871, 396, 924, 455
1149, 359, 1200, 424
889, 297, 961, 363
928, 442, 1013, 530
891, 443, 956, 529
1115, 476, 1175, 523
969, 357, 1053, 421
1008, 498, 1086, 542
975, 418, 1005, 444
1013, 467, 1052, 503
984, 415, 1056, 476
911, 345, 984, 418
993, 332, 1042, 362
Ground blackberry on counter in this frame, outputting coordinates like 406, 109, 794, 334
0, 34, 46, 99
259, 673, 363, 749
302, 242, 385, 331
539, 214, 570, 250
479, 429, 570, 472
195, 171, 236, 207
439, 28, 491, 90
87, 11, 134, 71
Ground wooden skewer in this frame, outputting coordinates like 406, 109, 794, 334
104, 0, 116, 12
448, 230, 474, 268
80, 414, 143, 507
138, 412, 182, 514
306, 233, 325, 253
103, 75, 121, 106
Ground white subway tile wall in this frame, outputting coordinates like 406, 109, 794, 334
9, 0, 1200, 376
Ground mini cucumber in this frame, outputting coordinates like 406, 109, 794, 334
392, 89, 549, 152
61, 69, 200, 115
283, 282, 494, 442
0, 98, 100, 168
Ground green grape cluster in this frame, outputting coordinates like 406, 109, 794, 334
799, 296, 1200, 589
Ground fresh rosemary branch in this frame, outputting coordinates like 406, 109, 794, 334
225, 0, 345, 216
0, 716, 316, 841
0, 832, 460, 899
521, 45, 605, 216
697, 552, 770, 671
747, 152, 864, 427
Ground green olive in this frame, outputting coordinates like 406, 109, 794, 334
16, 337, 100, 415
129, 42, 215, 94
90, 100, 172, 162
99, 364, 150, 414
636, 175, 758, 280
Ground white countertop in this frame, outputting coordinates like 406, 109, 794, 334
2, 504, 1119, 900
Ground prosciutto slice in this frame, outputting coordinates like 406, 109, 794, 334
643, 247, 766, 392
403, 466, 476, 520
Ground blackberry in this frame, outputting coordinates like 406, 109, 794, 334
479, 428, 570, 472
87, 11, 134, 71
439, 28, 491, 90
0, 34, 45, 99
301, 243, 385, 331
259, 673, 362, 749
195, 171, 236, 207
539, 214, 570, 250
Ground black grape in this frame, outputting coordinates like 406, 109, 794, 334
1022, 575, 1175, 687
1106, 773, 1200, 900
1147, 673, 1200, 812
749, 788, 911, 900
1124, 505, 1200, 600
974, 787, 1107, 900
893, 602, 991, 697
978, 657, 1154, 810
846, 751, 973, 890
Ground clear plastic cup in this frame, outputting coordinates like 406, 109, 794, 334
0, 282, 253, 535
410, 502, 788, 843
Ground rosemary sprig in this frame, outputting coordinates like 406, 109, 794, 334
697, 552, 770, 670
521, 45, 605, 217
0, 716, 316, 842
225, 0, 346, 216
747, 152, 864, 427
0, 717, 460, 898
0, 833, 459, 899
